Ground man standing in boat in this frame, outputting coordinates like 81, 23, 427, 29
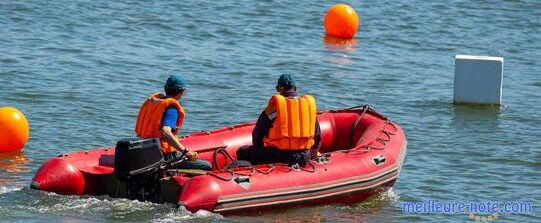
135, 74, 212, 170
237, 74, 321, 167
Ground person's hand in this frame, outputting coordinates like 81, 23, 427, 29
186, 151, 198, 161
317, 152, 322, 157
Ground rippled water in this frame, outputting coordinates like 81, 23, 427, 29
1, 0, 540, 222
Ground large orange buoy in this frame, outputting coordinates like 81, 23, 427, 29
324, 3, 359, 39
0, 107, 29, 153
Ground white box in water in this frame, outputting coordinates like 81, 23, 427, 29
454, 55, 504, 104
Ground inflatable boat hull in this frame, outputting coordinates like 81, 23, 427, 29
31, 106, 407, 213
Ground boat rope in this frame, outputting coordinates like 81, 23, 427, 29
235, 167, 256, 176
327, 119, 397, 156
367, 120, 397, 150
208, 170, 235, 181
207, 167, 254, 181
311, 157, 329, 171
209, 162, 315, 181
254, 164, 275, 174
212, 146, 235, 171
349, 105, 370, 148
207, 105, 398, 181
300, 163, 316, 172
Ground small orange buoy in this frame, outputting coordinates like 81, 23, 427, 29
324, 3, 359, 39
0, 107, 29, 153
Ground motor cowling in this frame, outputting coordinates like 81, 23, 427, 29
114, 138, 164, 201
114, 138, 164, 181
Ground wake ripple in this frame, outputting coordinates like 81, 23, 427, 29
0, 186, 22, 195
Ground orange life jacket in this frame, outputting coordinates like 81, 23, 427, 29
263, 94, 317, 150
135, 93, 185, 153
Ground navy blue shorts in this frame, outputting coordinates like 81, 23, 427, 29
236, 145, 311, 166
163, 151, 212, 171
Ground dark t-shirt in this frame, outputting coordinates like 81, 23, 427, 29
252, 91, 321, 149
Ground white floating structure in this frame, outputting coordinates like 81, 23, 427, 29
454, 55, 504, 104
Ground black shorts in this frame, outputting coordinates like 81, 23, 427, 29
236, 145, 311, 166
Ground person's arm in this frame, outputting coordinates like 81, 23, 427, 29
311, 119, 322, 157
252, 111, 272, 147
161, 126, 198, 161
160, 126, 187, 151
161, 106, 198, 161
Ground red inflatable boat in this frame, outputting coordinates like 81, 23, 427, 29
31, 105, 407, 214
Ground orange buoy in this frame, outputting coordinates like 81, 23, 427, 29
0, 107, 29, 153
324, 3, 359, 39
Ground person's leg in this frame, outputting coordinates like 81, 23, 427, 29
236, 145, 271, 165
275, 150, 311, 166
163, 152, 178, 162
175, 159, 212, 170
161, 151, 211, 170
294, 150, 311, 167
236, 145, 253, 161
266, 147, 286, 164
237, 146, 312, 166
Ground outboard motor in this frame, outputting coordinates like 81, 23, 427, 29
114, 138, 164, 201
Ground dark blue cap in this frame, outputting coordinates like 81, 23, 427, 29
277, 74, 296, 88
165, 74, 186, 90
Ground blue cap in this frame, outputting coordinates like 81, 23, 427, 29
165, 74, 186, 90
277, 74, 296, 88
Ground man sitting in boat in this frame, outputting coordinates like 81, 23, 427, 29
237, 74, 321, 167
135, 74, 212, 170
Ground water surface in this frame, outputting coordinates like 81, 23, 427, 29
1, 0, 540, 222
